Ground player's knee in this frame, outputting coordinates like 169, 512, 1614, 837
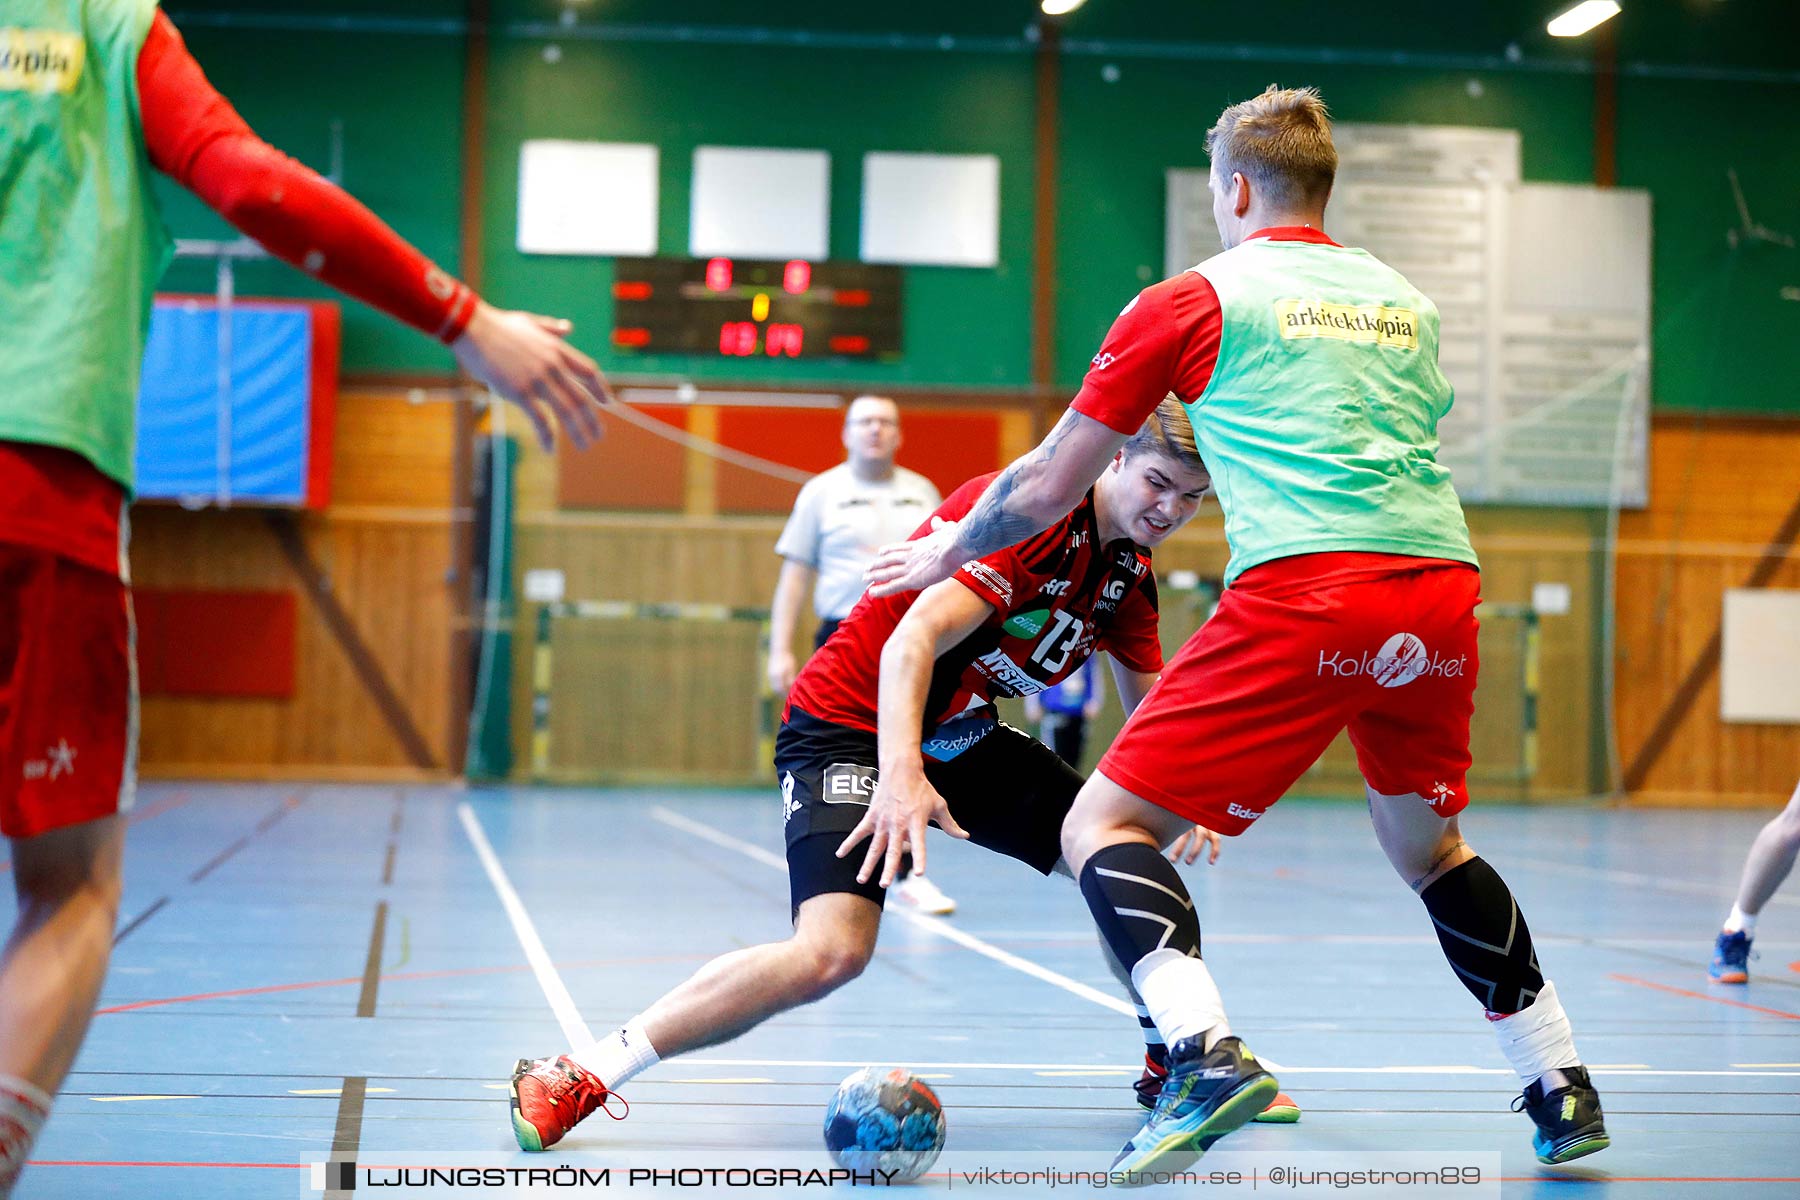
12, 853, 120, 912
788, 913, 875, 998
1059, 810, 1106, 876
795, 938, 871, 999
10, 832, 123, 926
1771, 792, 1800, 836
13, 866, 122, 929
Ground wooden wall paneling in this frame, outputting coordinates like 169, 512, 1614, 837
499, 416, 1800, 799
132, 387, 459, 778
685, 406, 721, 517
328, 389, 459, 508
1612, 417, 1800, 805
509, 518, 784, 782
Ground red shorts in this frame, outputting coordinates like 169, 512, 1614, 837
0, 543, 136, 839
1098, 552, 1479, 836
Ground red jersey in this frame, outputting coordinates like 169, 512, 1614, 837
787, 474, 1164, 739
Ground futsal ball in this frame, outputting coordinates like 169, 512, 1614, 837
822, 1067, 947, 1181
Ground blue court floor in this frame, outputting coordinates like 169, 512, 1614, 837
5, 782, 1798, 1197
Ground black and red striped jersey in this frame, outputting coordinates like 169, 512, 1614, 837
786, 473, 1163, 738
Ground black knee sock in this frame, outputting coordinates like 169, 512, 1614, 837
1138, 1006, 1167, 1067
1420, 857, 1544, 1015
1078, 843, 1202, 972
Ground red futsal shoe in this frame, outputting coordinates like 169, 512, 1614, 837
510, 1055, 626, 1151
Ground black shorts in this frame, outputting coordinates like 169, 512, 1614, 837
776, 706, 1084, 917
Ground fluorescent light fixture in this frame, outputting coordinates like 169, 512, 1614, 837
1546, 1, 1621, 37
1041, 0, 1088, 15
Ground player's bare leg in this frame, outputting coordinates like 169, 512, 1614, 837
0, 815, 126, 1190
510, 893, 879, 1150
636, 892, 880, 1056
1709, 779, 1800, 984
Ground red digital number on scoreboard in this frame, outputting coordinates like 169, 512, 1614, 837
719, 321, 758, 356
765, 324, 804, 357
719, 322, 805, 357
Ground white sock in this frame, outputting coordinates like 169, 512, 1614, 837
568, 1018, 660, 1090
1130, 949, 1230, 1050
0, 1076, 51, 1187
1487, 980, 1580, 1087
1134, 1003, 1162, 1044
1722, 905, 1757, 936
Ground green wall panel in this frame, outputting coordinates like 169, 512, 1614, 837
480, 36, 1036, 387
149, 25, 466, 373
1618, 76, 1800, 415
147, 7, 1797, 411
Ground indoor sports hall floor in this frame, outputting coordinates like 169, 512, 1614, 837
6, 782, 1797, 1197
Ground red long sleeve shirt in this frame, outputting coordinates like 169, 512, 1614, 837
2, 11, 479, 573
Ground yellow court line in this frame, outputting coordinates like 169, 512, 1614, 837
288, 1087, 397, 1096
1732, 1062, 1800, 1068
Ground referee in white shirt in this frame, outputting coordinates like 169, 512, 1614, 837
766, 395, 955, 914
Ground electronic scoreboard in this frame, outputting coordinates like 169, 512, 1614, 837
609, 257, 902, 361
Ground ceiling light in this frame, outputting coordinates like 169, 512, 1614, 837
1546, 1, 1621, 38
1042, 0, 1088, 16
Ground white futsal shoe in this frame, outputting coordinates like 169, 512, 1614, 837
891, 871, 957, 915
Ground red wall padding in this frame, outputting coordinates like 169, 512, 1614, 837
715, 408, 1004, 514
553, 404, 1006, 514
557, 405, 689, 510
136, 589, 297, 699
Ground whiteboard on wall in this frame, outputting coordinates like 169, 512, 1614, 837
517, 140, 658, 256
690, 146, 830, 260
1721, 589, 1800, 723
1490, 184, 1651, 507
1164, 123, 1650, 508
861, 152, 999, 267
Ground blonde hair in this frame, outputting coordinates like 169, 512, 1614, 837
1122, 396, 1205, 476
1206, 85, 1337, 211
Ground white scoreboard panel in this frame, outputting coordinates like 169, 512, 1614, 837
1166, 124, 1649, 507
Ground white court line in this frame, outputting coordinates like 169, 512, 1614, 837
1511, 858, 1800, 909
458, 802, 594, 1047
648, 805, 1136, 1019
647, 806, 1297, 1066
936, 931, 1755, 948
672, 1056, 1800, 1079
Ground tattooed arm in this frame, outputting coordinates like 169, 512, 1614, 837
865, 410, 1128, 597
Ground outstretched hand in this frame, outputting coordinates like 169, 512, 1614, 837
864, 517, 965, 599
452, 301, 612, 451
1167, 825, 1222, 865
835, 766, 970, 887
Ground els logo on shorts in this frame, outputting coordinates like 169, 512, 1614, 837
822, 764, 878, 805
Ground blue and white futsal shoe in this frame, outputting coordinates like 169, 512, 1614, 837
1111, 1035, 1277, 1175
1708, 929, 1752, 984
